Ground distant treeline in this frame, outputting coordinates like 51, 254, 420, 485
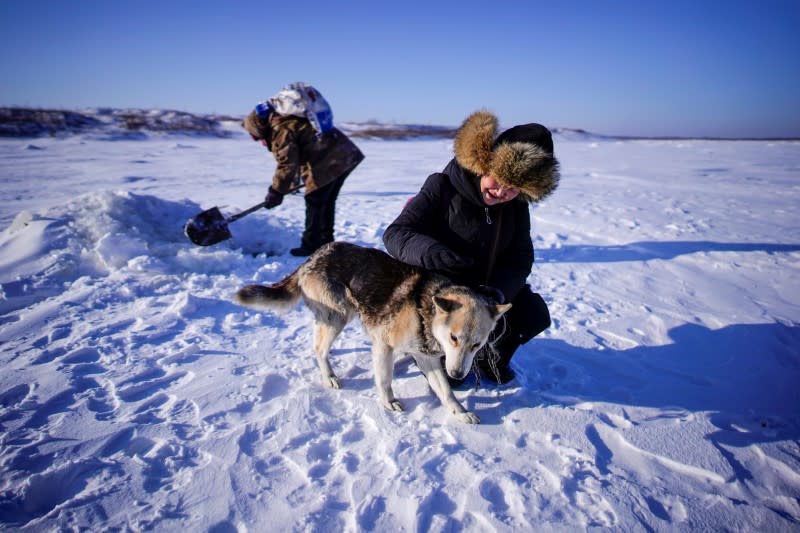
0, 107, 458, 140
0, 107, 233, 138
3, 107, 793, 141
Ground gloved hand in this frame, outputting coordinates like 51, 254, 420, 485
476, 285, 506, 304
264, 187, 284, 209
425, 245, 473, 273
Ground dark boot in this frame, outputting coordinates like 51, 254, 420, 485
476, 287, 550, 384
476, 358, 517, 384
476, 338, 520, 384
290, 246, 317, 257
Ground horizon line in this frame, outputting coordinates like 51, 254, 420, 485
1, 105, 799, 142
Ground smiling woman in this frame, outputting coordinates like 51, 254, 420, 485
480, 175, 520, 205
383, 110, 560, 383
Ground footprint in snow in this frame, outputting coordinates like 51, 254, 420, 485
0, 383, 32, 408
116, 370, 189, 403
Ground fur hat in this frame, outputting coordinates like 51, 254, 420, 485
453, 111, 560, 202
242, 109, 268, 139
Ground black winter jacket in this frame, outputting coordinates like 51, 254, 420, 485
383, 158, 534, 302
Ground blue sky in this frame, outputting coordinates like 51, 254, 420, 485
1, 0, 798, 137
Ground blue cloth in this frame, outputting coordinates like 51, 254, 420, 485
254, 102, 271, 118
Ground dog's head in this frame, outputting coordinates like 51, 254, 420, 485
431, 287, 511, 380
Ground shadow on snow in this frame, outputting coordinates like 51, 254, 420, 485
539, 241, 800, 263
488, 321, 800, 448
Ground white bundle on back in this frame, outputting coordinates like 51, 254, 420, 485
267, 82, 334, 136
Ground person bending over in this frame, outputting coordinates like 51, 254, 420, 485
243, 101, 364, 256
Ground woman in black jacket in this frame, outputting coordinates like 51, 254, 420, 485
383, 111, 560, 383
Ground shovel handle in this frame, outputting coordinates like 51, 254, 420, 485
226, 183, 305, 223
227, 202, 266, 223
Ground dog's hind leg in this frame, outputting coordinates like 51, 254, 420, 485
372, 341, 403, 412
313, 319, 344, 389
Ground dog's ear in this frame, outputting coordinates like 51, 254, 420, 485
474, 285, 505, 304
433, 296, 462, 313
490, 303, 512, 319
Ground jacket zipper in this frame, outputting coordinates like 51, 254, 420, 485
484, 208, 502, 284
485, 208, 492, 225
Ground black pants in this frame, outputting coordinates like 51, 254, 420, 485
301, 171, 349, 250
491, 285, 550, 364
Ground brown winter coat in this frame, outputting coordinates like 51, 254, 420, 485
244, 111, 364, 195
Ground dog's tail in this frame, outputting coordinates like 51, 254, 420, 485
236, 270, 302, 311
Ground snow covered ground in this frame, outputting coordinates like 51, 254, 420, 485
0, 129, 798, 531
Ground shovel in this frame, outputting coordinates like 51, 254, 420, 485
185, 184, 304, 246
184, 202, 266, 246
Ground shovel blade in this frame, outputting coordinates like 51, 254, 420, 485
184, 206, 233, 246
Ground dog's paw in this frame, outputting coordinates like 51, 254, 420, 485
324, 376, 341, 389
383, 399, 404, 412
456, 411, 480, 424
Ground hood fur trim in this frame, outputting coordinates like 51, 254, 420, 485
453, 111, 497, 177
490, 142, 559, 202
242, 110, 267, 139
453, 110, 560, 203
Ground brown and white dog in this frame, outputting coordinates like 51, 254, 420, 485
235, 242, 510, 423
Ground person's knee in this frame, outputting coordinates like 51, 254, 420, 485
534, 298, 551, 333
509, 288, 551, 342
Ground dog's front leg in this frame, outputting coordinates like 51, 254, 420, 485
372, 342, 403, 412
415, 356, 480, 424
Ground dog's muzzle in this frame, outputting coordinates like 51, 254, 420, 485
447, 369, 467, 380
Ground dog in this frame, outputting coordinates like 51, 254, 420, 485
235, 242, 510, 424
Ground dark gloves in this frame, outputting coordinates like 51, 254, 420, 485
264, 187, 284, 209
475, 285, 506, 304
424, 245, 473, 274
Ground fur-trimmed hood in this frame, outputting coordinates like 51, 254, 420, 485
453, 111, 560, 202
242, 109, 268, 139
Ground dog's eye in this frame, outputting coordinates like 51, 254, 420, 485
450, 334, 458, 345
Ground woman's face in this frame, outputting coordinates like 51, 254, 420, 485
480, 175, 520, 205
